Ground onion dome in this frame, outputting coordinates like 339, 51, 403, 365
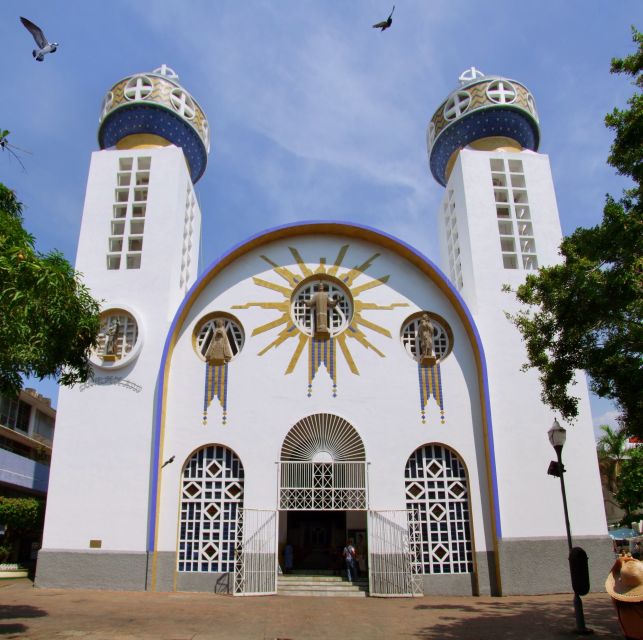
98, 65, 210, 183
427, 67, 540, 186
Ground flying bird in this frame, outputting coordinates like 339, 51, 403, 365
161, 455, 175, 469
20, 17, 58, 61
372, 6, 395, 31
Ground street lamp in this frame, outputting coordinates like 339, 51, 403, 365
547, 418, 593, 635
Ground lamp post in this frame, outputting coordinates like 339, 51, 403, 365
547, 418, 592, 635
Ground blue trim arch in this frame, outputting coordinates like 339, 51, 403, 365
146, 220, 502, 588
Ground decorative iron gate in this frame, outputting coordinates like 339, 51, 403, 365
233, 508, 277, 596
368, 510, 423, 597
278, 461, 367, 510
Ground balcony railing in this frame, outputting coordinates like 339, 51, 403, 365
278, 461, 367, 510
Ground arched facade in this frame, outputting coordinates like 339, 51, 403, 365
148, 222, 499, 596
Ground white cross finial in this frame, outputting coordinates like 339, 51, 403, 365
153, 64, 179, 80
459, 67, 485, 86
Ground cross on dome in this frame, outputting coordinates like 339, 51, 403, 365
458, 67, 485, 86
153, 64, 179, 80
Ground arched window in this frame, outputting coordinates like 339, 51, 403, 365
178, 445, 244, 573
405, 444, 473, 574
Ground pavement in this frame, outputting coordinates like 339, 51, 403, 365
0, 578, 626, 639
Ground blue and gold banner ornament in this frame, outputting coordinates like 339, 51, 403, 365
309, 337, 337, 397
418, 362, 445, 424
203, 363, 228, 425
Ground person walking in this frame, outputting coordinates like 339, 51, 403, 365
343, 539, 356, 582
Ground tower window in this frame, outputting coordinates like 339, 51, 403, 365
106, 156, 151, 270
491, 159, 538, 270
113, 205, 127, 219
126, 254, 141, 269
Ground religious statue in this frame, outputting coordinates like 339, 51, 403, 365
305, 282, 339, 337
205, 319, 233, 365
103, 319, 120, 356
418, 313, 436, 364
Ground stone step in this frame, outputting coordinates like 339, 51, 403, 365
277, 589, 367, 597
277, 574, 369, 597
279, 581, 368, 589
279, 575, 361, 583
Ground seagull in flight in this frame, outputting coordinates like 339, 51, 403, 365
20, 17, 58, 61
372, 6, 395, 31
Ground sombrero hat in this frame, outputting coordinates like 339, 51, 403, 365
606, 557, 643, 602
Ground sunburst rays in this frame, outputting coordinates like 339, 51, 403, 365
233, 245, 408, 383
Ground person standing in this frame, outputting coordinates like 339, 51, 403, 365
284, 543, 294, 574
343, 539, 356, 582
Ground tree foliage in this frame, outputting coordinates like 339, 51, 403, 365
0, 497, 44, 533
510, 28, 643, 437
0, 183, 101, 395
597, 424, 629, 493
615, 446, 643, 518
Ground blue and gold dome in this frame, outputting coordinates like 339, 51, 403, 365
98, 65, 210, 183
427, 67, 540, 186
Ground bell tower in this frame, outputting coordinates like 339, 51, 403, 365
38, 66, 210, 589
426, 68, 607, 593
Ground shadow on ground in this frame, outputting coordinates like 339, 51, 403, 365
0, 604, 48, 637
413, 597, 623, 639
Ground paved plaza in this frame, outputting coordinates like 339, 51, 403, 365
0, 578, 626, 639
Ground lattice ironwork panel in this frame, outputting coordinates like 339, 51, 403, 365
278, 462, 366, 510
178, 445, 244, 573
404, 444, 473, 574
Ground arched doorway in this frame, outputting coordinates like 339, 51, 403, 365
278, 413, 367, 572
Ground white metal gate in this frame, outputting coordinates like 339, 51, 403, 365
233, 508, 277, 596
368, 510, 423, 597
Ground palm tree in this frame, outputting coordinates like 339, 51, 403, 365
597, 425, 628, 493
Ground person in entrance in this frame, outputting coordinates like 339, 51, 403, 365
343, 539, 357, 582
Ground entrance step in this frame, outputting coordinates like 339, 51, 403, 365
278, 574, 368, 597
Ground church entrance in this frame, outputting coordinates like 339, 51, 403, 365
284, 510, 346, 571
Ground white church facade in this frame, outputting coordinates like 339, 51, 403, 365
36, 66, 612, 596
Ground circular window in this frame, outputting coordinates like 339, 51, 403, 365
486, 80, 517, 104
443, 91, 471, 121
123, 75, 153, 101
401, 312, 453, 362
291, 278, 353, 338
99, 91, 113, 123
170, 88, 196, 119
93, 308, 141, 369
194, 314, 244, 363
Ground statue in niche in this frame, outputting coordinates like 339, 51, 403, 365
418, 313, 437, 365
103, 319, 120, 356
205, 319, 233, 365
305, 282, 339, 337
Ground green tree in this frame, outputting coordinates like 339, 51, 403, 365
615, 446, 643, 518
597, 424, 629, 493
0, 496, 45, 562
0, 183, 101, 395
510, 28, 643, 437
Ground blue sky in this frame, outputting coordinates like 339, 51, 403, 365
2, 1, 639, 433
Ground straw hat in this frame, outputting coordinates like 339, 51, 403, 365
606, 557, 643, 602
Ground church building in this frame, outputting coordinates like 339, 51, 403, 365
36, 65, 612, 596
